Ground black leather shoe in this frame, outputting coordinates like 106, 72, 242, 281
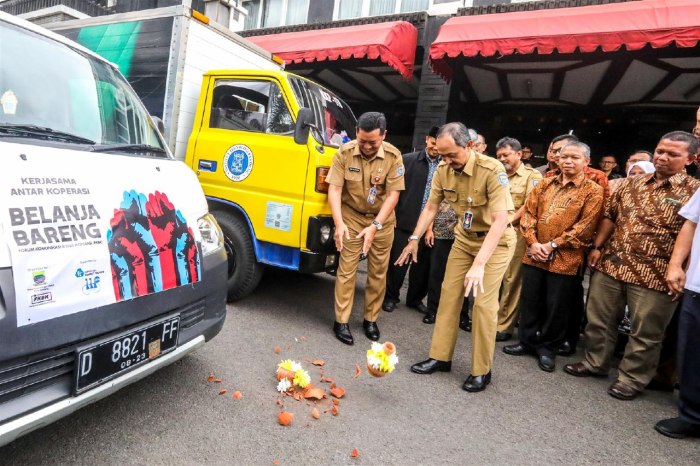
503, 343, 532, 356
654, 417, 700, 439
411, 358, 452, 374
558, 341, 575, 356
333, 322, 353, 345
462, 372, 491, 392
363, 319, 380, 341
495, 332, 512, 342
459, 311, 471, 332
382, 300, 397, 312
408, 302, 429, 315
422, 313, 436, 324
538, 355, 555, 372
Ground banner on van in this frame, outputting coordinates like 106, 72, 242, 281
0, 145, 203, 326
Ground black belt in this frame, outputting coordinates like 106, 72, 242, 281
345, 205, 376, 218
462, 224, 513, 238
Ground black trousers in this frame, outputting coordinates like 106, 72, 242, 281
678, 290, 700, 425
564, 274, 585, 347
385, 228, 430, 305
518, 265, 581, 358
427, 238, 471, 316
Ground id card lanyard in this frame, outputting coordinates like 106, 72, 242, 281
367, 168, 382, 205
463, 197, 473, 229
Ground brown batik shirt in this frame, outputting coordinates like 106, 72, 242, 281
521, 172, 604, 275
595, 172, 700, 292
546, 165, 611, 197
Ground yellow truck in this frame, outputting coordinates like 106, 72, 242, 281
185, 70, 357, 300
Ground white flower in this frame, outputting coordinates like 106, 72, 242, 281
291, 361, 303, 372
277, 378, 291, 393
389, 354, 398, 366
367, 354, 382, 369
371, 342, 383, 353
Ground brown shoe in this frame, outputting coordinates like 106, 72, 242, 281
608, 380, 639, 400
562, 362, 604, 377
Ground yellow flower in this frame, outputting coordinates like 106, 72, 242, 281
293, 368, 311, 388
277, 359, 295, 371
366, 346, 397, 373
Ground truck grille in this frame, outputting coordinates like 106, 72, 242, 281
0, 347, 74, 405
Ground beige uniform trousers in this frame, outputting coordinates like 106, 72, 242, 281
429, 228, 515, 375
334, 206, 394, 324
582, 271, 678, 391
497, 230, 527, 333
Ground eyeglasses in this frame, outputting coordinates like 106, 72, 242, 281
549, 147, 563, 154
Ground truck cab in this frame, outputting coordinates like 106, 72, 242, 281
0, 12, 227, 446
186, 70, 357, 300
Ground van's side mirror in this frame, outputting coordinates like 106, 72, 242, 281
151, 116, 166, 137
294, 107, 321, 145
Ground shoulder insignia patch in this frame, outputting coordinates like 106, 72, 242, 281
532, 178, 540, 187
396, 164, 405, 177
497, 172, 509, 186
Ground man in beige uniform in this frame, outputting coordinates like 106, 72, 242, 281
495, 137, 542, 342
327, 112, 404, 345
397, 123, 515, 392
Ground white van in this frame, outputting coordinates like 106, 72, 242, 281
0, 11, 227, 446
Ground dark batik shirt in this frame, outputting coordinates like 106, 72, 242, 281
596, 172, 700, 292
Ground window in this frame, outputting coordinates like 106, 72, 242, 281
336, 0, 430, 19
370, 0, 395, 16
209, 79, 294, 135
400, 0, 428, 12
243, 0, 261, 30
338, 0, 362, 19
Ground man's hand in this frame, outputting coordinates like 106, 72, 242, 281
357, 225, 377, 256
588, 249, 602, 269
464, 264, 485, 298
425, 228, 434, 248
334, 222, 350, 251
667, 264, 686, 301
530, 243, 551, 262
395, 240, 418, 266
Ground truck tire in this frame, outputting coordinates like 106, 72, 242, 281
213, 211, 264, 302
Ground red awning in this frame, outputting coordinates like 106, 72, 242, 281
430, 0, 700, 80
247, 21, 418, 79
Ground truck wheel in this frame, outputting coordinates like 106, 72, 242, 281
213, 211, 264, 302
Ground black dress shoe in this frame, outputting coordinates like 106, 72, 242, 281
408, 302, 429, 315
462, 372, 491, 392
654, 417, 700, 439
333, 322, 353, 345
422, 313, 436, 324
538, 355, 555, 372
410, 358, 452, 374
557, 341, 575, 356
503, 343, 531, 356
459, 311, 471, 332
382, 300, 397, 312
495, 332, 512, 342
363, 319, 380, 341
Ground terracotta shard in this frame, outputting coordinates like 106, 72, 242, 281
351, 448, 359, 458
213, 378, 222, 383
332, 398, 340, 406
310, 359, 325, 366
354, 364, 361, 378
311, 407, 320, 419
329, 387, 345, 399
331, 405, 339, 416
207, 373, 215, 383
274, 346, 281, 354
278, 411, 294, 426
232, 391, 242, 400
304, 387, 326, 400
320, 376, 335, 384
218, 389, 228, 395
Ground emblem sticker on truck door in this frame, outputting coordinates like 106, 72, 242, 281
223, 144, 254, 182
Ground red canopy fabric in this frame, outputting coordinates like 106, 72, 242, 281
430, 0, 700, 80
247, 21, 418, 79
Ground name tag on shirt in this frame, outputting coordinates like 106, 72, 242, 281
463, 211, 473, 229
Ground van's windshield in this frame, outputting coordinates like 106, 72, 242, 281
288, 76, 357, 148
0, 20, 166, 155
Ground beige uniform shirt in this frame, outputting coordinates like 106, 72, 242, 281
428, 151, 514, 239
509, 162, 543, 210
326, 140, 405, 216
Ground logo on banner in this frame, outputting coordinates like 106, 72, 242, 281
75, 268, 85, 278
32, 270, 46, 286
82, 276, 102, 295
223, 144, 254, 182
31, 292, 52, 306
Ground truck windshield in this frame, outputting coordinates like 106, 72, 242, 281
0, 20, 166, 155
288, 76, 357, 148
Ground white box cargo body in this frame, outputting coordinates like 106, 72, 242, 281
47, 5, 281, 160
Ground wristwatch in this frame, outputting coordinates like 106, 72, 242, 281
590, 245, 605, 251
408, 235, 420, 241
372, 220, 383, 230
549, 241, 558, 250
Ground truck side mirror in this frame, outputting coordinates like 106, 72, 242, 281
294, 107, 322, 145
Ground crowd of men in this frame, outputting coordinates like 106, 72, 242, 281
325, 108, 700, 440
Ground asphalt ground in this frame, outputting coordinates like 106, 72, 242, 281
1, 266, 697, 465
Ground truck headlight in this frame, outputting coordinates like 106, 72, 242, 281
320, 224, 331, 244
198, 213, 224, 256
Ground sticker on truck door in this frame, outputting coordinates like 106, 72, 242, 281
223, 144, 254, 182
0, 145, 203, 326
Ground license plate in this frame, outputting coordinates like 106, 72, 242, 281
75, 315, 180, 394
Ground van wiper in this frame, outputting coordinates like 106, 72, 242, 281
0, 124, 96, 145
91, 143, 167, 155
